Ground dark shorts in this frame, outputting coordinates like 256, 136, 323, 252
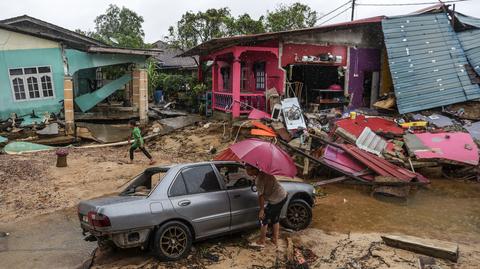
261, 195, 288, 226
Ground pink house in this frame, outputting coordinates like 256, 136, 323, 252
183, 16, 387, 118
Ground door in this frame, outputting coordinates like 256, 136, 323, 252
214, 163, 259, 231
169, 164, 230, 238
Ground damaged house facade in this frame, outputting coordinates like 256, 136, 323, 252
0, 16, 159, 135
183, 17, 386, 118
184, 5, 480, 118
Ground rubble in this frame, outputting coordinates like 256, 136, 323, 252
236, 88, 480, 195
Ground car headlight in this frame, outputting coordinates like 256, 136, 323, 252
312, 188, 316, 195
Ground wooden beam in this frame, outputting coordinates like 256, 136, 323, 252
381, 235, 459, 262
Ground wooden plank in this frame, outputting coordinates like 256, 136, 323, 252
381, 235, 459, 262
286, 237, 294, 263
313, 176, 348, 186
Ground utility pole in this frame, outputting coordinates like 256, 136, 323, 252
351, 0, 356, 21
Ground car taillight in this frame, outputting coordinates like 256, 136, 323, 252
87, 211, 111, 227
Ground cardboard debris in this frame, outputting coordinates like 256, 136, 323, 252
373, 95, 396, 110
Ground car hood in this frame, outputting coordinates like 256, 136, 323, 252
78, 196, 145, 215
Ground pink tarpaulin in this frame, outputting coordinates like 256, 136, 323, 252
411, 132, 479, 166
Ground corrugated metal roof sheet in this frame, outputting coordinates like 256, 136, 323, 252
382, 13, 480, 114
181, 16, 385, 57
355, 127, 387, 156
456, 12, 480, 28
458, 29, 480, 76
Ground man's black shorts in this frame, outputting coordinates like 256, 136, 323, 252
261, 196, 288, 225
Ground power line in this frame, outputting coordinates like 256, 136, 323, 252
319, 6, 352, 25
316, 0, 352, 23
356, 0, 468, 6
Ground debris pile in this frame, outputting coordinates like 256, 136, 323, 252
0, 110, 69, 145
226, 97, 480, 197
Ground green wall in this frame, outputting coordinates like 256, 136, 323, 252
0, 48, 64, 120
65, 49, 146, 75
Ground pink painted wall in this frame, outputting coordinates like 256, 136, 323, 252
239, 51, 284, 94
281, 43, 347, 66
212, 50, 284, 94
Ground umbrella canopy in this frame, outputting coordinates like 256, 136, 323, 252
226, 138, 297, 177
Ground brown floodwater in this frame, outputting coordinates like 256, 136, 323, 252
311, 179, 480, 244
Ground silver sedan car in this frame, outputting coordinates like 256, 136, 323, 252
78, 161, 315, 261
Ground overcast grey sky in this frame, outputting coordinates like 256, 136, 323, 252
1, 0, 479, 43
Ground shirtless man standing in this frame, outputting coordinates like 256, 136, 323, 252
246, 164, 288, 247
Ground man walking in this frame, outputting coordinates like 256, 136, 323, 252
128, 120, 155, 165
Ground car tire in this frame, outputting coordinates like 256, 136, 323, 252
281, 199, 312, 231
153, 221, 193, 261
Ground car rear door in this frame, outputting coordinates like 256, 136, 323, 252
214, 163, 259, 231
169, 164, 230, 239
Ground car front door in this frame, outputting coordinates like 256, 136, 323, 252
214, 164, 259, 231
169, 164, 230, 239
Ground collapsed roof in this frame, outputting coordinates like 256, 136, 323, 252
382, 12, 480, 114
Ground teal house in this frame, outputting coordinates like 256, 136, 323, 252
0, 16, 159, 134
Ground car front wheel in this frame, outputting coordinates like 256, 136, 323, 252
281, 199, 312, 230
153, 221, 192, 261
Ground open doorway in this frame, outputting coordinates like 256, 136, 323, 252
287, 65, 346, 111
362, 71, 380, 108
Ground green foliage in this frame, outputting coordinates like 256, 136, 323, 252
266, 3, 318, 32
227, 14, 265, 36
167, 3, 318, 50
168, 8, 232, 50
93, 4, 146, 48
146, 59, 161, 96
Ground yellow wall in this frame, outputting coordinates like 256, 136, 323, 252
0, 28, 59, 51
380, 46, 393, 95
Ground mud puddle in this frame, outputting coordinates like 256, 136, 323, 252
312, 178, 480, 244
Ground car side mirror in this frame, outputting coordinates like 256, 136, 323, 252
251, 184, 257, 192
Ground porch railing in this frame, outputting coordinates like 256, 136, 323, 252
212, 91, 266, 114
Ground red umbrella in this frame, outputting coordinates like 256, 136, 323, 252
218, 138, 297, 177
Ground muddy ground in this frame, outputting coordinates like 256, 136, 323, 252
1, 121, 479, 268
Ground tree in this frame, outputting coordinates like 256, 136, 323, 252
167, 8, 232, 50
93, 4, 146, 48
227, 14, 265, 36
266, 2, 318, 32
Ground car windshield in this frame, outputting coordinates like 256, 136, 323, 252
120, 167, 169, 196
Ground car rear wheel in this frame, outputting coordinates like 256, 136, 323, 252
281, 199, 312, 230
153, 221, 192, 261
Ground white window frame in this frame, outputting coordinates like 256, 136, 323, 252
8, 65, 56, 102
